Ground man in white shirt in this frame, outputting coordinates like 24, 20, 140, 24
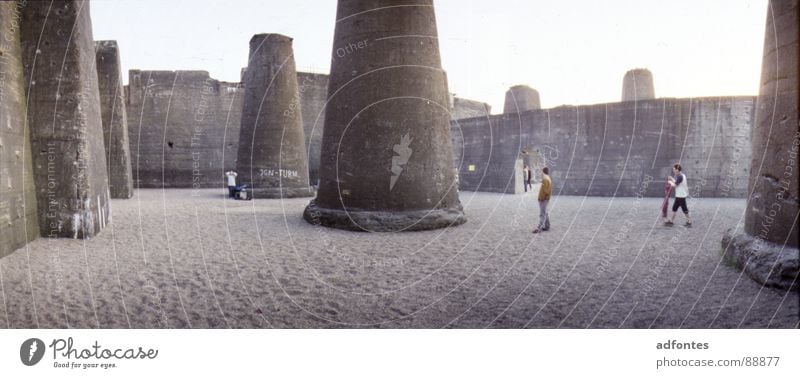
665, 163, 692, 227
225, 170, 238, 198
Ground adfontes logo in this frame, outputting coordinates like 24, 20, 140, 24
20, 338, 45, 366
19, 337, 158, 368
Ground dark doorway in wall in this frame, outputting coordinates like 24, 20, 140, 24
520, 147, 545, 183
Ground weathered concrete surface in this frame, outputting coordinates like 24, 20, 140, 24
452, 96, 492, 119
723, 231, 798, 291
297, 72, 329, 186
21, 0, 110, 239
453, 97, 754, 197
621, 68, 655, 102
95, 40, 133, 199
723, 0, 799, 291
236, 34, 313, 198
503, 85, 540, 113
127, 70, 243, 189
126, 69, 325, 190
305, 0, 465, 232
0, 1, 38, 257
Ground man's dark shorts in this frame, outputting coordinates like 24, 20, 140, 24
672, 197, 688, 213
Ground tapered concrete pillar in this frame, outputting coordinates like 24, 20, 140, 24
95, 40, 133, 199
236, 34, 313, 198
21, 0, 110, 239
621, 68, 655, 102
503, 85, 540, 113
722, 0, 799, 291
304, 0, 466, 232
0, 1, 38, 257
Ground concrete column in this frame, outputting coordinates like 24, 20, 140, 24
503, 85, 540, 113
21, 0, 110, 239
95, 40, 133, 199
621, 68, 655, 102
0, 1, 38, 257
236, 34, 313, 198
723, 0, 799, 291
296, 72, 329, 187
304, 0, 466, 231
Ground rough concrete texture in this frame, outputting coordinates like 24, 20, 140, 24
0, 1, 38, 257
743, 0, 799, 247
95, 40, 133, 199
126, 70, 326, 190
723, 230, 798, 291
724, 0, 799, 291
453, 97, 754, 197
452, 96, 492, 119
503, 85, 540, 113
127, 70, 243, 189
236, 34, 313, 198
306, 0, 465, 232
21, 0, 110, 239
621, 68, 655, 102
296, 72, 329, 186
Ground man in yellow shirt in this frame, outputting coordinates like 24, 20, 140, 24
533, 167, 552, 233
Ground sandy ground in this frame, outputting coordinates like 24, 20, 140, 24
0, 188, 797, 328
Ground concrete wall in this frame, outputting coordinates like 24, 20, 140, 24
126, 69, 329, 189
0, 1, 38, 257
126, 70, 243, 189
22, 0, 110, 239
453, 96, 754, 198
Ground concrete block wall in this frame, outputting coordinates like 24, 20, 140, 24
0, 1, 38, 257
126, 70, 243, 188
127, 69, 330, 189
453, 96, 754, 197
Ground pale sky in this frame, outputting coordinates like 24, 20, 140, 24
91, 0, 768, 112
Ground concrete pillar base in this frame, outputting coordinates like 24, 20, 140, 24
722, 229, 799, 291
303, 200, 466, 232
251, 187, 315, 199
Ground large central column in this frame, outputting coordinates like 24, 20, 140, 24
722, 0, 799, 291
236, 34, 314, 198
304, 0, 466, 232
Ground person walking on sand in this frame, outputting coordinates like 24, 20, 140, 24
523, 164, 532, 192
532, 167, 552, 233
225, 170, 238, 198
665, 163, 692, 227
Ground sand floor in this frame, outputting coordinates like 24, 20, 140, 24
0, 189, 797, 328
